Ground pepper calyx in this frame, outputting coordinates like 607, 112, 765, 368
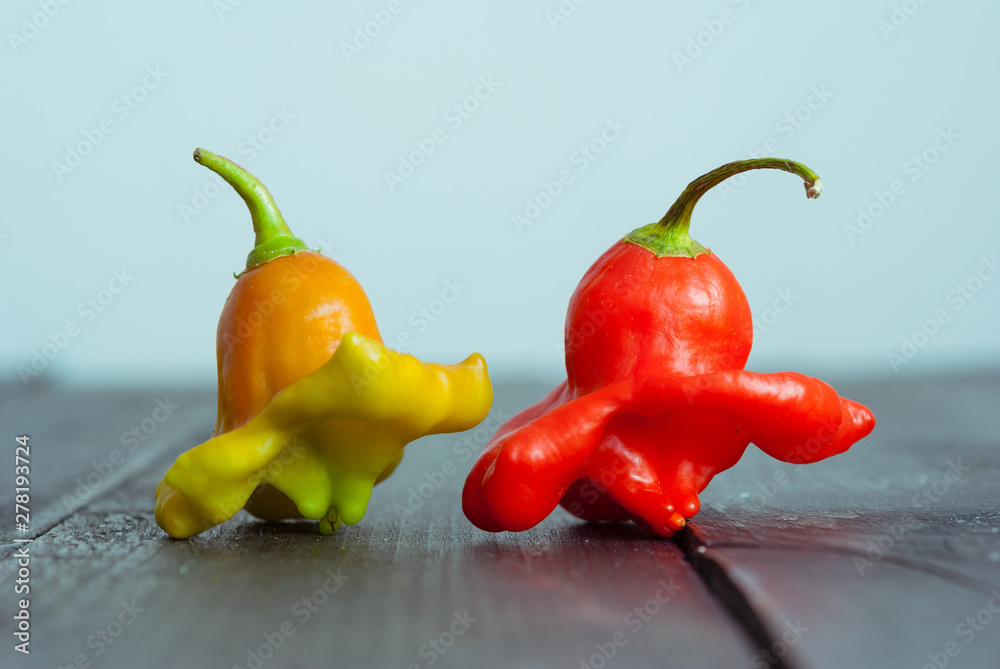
193, 148, 311, 277
623, 158, 822, 259
623, 223, 709, 259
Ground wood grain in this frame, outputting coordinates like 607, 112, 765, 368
1, 373, 997, 668
2, 380, 755, 669
694, 373, 1000, 668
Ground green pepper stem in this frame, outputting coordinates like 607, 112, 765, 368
193, 148, 309, 276
624, 158, 822, 258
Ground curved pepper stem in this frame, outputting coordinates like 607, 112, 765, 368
624, 158, 822, 258
193, 148, 310, 276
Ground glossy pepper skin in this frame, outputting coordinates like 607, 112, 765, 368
463, 158, 876, 537
213, 249, 391, 523
157, 331, 491, 539
155, 149, 492, 539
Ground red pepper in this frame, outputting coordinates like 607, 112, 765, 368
463, 158, 876, 537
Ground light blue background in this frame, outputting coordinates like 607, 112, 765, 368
2, 1, 997, 388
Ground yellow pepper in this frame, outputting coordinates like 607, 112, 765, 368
156, 332, 491, 538
154, 150, 492, 539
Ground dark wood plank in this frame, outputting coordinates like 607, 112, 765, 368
4, 380, 757, 669
0, 384, 216, 536
6, 373, 999, 668
701, 546, 1000, 669
692, 372, 1000, 668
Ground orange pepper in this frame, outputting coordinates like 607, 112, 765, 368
154, 149, 492, 538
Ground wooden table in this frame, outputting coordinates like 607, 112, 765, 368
2, 374, 998, 668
